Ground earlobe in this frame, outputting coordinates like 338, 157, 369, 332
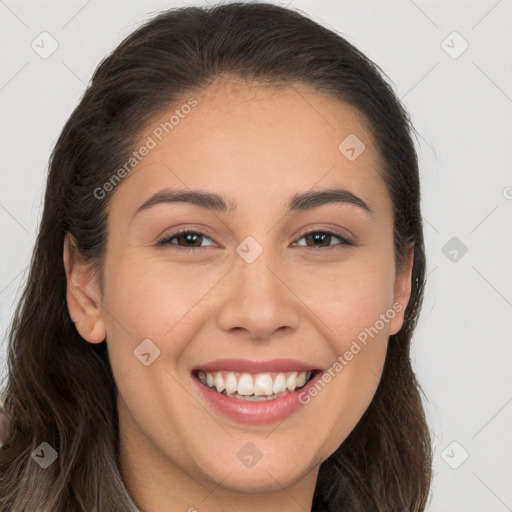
388, 244, 414, 336
63, 233, 106, 344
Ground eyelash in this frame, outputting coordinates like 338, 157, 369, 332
156, 228, 355, 252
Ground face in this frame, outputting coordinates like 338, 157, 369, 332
65, 76, 413, 509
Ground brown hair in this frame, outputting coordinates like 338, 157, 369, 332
0, 2, 432, 510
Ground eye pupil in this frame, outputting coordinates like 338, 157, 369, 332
308, 232, 330, 247
180, 233, 202, 247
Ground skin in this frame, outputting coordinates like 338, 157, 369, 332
64, 75, 414, 512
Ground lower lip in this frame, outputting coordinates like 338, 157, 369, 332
192, 371, 323, 425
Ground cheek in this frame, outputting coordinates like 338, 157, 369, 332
293, 251, 394, 439
298, 251, 396, 350
103, 250, 222, 336
100, 251, 230, 390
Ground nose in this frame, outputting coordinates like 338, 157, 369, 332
216, 248, 302, 341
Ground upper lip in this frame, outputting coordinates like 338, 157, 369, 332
192, 358, 320, 373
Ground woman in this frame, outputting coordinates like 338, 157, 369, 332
0, 2, 432, 510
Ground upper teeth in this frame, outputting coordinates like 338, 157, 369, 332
196, 370, 312, 396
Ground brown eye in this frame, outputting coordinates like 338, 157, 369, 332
295, 230, 354, 249
157, 230, 215, 249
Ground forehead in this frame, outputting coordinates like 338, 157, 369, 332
109, 75, 390, 220
184, 74, 372, 146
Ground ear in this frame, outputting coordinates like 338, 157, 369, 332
63, 233, 106, 344
388, 244, 415, 336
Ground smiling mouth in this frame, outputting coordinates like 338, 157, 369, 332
193, 369, 320, 401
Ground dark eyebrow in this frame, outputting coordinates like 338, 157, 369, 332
134, 189, 236, 217
289, 188, 372, 214
133, 186, 373, 218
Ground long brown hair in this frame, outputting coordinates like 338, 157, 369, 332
0, 3, 432, 510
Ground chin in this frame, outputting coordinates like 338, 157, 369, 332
191, 446, 316, 493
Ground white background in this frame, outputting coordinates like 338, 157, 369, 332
1, 1, 511, 510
